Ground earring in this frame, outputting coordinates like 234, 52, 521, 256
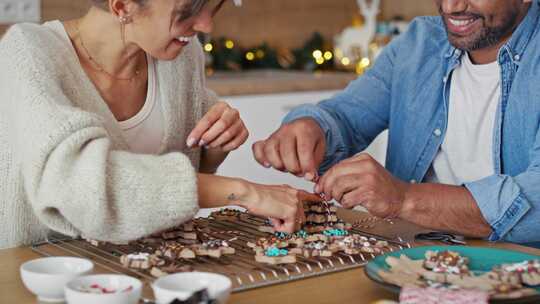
118, 15, 132, 46
119, 15, 131, 24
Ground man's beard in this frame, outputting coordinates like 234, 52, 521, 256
440, 9, 520, 51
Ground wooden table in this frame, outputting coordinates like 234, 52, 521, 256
2, 211, 540, 304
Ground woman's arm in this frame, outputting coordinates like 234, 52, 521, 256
199, 148, 229, 174
197, 173, 318, 232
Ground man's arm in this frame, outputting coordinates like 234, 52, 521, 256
316, 153, 538, 243
316, 153, 492, 238
252, 23, 411, 178
400, 183, 492, 238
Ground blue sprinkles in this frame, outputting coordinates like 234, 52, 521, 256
295, 230, 308, 239
323, 229, 348, 237
265, 247, 289, 257
274, 232, 290, 239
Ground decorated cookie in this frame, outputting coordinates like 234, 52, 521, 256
254, 246, 297, 265
192, 239, 235, 258
423, 250, 470, 276
492, 260, 540, 286
150, 263, 194, 278
210, 208, 243, 221
258, 219, 275, 233
155, 243, 196, 260
120, 252, 164, 270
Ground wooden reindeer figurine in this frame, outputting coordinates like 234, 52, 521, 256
335, 0, 380, 62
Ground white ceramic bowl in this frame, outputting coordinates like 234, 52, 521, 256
65, 274, 142, 304
20, 256, 94, 303
152, 272, 232, 304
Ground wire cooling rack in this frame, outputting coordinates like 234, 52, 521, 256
32, 213, 412, 292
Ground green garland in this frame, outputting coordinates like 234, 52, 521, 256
202, 32, 335, 72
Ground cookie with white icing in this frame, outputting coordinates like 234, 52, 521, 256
120, 252, 164, 270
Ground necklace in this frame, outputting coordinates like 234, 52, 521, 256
77, 24, 141, 82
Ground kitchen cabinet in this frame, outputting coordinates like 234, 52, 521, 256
197, 90, 388, 217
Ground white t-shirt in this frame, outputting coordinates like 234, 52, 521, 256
426, 53, 500, 185
117, 55, 164, 154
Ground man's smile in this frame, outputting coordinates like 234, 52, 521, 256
445, 15, 483, 35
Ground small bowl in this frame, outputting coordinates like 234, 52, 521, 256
65, 274, 142, 304
152, 272, 232, 304
20, 257, 94, 303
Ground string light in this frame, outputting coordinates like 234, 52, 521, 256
323, 51, 333, 60
341, 57, 351, 66
359, 57, 371, 68
256, 49, 265, 59
312, 50, 323, 59
356, 57, 371, 75
204, 43, 213, 52
316, 57, 325, 65
225, 40, 235, 49
245, 51, 255, 61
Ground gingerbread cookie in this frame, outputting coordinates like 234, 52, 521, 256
304, 202, 338, 213
155, 244, 196, 260
150, 263, 194, 278
192, 239, 235, 258
492, 260, 540, 286
423, 250, 470, 276
254, 247, 297, 265
258, 219, 276, 233
297, 240, 337, 258
120, 252, 164, 270
210, 208, 243, 221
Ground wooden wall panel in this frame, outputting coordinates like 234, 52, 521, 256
211, 0, 437, 48
0, 0, 90, 35
1, 0, 437, 48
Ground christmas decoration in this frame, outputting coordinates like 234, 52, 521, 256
334, 0, 380, 73
201, 32, 336, 72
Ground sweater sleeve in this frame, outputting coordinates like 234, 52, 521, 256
1, 25, 199, 244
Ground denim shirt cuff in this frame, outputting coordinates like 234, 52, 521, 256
282, 104, 349, 174
464, 175, 531, 241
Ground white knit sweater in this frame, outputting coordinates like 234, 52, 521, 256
0, 21, 218, 249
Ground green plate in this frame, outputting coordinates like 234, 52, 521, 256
364, 246, 540, 304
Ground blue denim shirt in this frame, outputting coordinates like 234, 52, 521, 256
283, 2, 540, 245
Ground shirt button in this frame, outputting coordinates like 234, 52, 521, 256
433, 128, 442, 137
442, 76, 448, 83
514, 54, 521, 61
410, 179, 417, 184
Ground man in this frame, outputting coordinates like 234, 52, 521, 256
253, 0, 540, 245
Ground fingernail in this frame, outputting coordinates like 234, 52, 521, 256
304, 172, 314, 181
198, 140, 205, 147
263, 162, 271, 168
186, 138, 196, 147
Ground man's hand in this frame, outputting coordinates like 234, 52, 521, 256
187, 102, 249, 152
252, 118, 326, 181
315, 153, 409, 218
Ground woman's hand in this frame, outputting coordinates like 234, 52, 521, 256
197, 175, 321, 233
187, 101, 249, 152
240, 184, 322, 233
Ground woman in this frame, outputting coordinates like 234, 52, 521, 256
0, 0, 317, 249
